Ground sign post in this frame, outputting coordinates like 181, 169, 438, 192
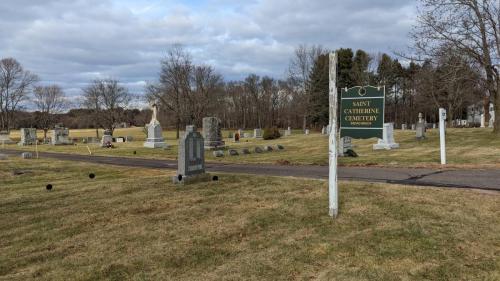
328, 52, 338, 218
439, 108, 446, 165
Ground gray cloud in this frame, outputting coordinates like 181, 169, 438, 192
0, 0, 416, 105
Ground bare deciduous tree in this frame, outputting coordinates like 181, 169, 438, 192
147, 45, 192, 139
33, 85, 68, 140
288, 44, 326, 129
82, 79, 131, 136
412, 0, 500, 132
0, 58, 38, 131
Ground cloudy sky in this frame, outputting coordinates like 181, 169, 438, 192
0, 0, 416, 105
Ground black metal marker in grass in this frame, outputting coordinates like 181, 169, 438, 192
89, 173, 95, 179
46, 184, 53, 191
133, 151, 137, 155
212, 175, 219, 181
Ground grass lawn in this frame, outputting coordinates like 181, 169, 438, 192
1, 157, 499, 280
3, 127, 500, 168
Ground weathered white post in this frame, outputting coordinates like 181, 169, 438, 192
439, 108, 446, 165
328, 52, 338, 218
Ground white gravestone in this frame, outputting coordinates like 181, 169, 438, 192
373, 123, 400, 150
489, 103, 495, 128
401, 124, 407, 130
144, 103, 168, 148
284, 127, 291, 136
254, 128, 262, 139
0, 131, 15, 144
305, 129, 310, 135
481, 114, 485, 128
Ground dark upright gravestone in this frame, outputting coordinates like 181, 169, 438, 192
203, 117, 225, 149
173, 125, 211, 184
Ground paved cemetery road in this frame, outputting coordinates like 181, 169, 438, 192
2, 149, 500, 191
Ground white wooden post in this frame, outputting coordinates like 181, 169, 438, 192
439, 108, 446, 165
328, 52, 338, 218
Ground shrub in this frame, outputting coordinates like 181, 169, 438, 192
263, 127, 281, 140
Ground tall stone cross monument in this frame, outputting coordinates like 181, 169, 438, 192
144, 102, 168, 148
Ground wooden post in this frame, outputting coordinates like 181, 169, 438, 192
328, 52, 338, 218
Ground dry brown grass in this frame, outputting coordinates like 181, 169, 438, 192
0, 157, 499, 280
4, 127, 500, 168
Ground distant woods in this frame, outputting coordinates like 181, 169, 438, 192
147, 44, 488, 135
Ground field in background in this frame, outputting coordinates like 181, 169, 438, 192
4, 128, 500, 167
1, 157, 499, 280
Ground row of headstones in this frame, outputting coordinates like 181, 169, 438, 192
13, 128, 135, 146
145, 114, 310, 151
213, 145, 285, 157
13, 127, 72, 146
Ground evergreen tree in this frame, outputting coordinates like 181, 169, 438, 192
336, 48, 354, 89
307, 54, 329, 127
351, 50, 371, 86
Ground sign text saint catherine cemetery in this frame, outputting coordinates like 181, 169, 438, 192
340, 86, 385, 139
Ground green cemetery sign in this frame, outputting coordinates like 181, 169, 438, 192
340, 86, 385, 139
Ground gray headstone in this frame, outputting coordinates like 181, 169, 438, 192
51, 126, 72, 145
21, 152, 33, 159
241, 148, 251, 154
203, 117, 225, 148
18, 128, 37, 146
174, 125, 207, 184
276, 144, 284, 150
243, 133, 252, 138
416, 113, 426, 140
213, 150, 224, 157
264, 145, 273, 151
229, 149, 239, 156
101, 135, 113, 147
254, 147, 263, 153
338, 136, 353, 156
